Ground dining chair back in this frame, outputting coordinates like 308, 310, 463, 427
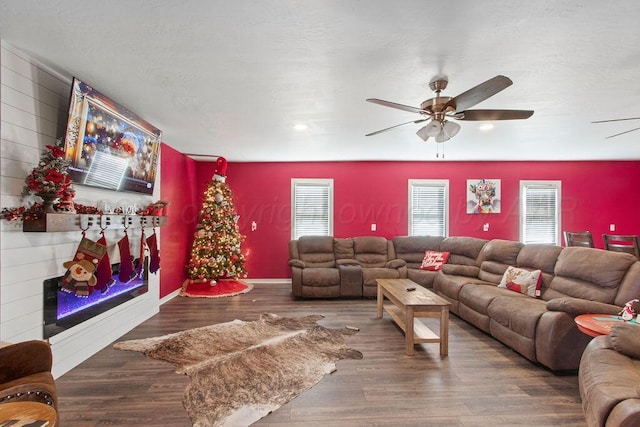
602, 234, 640, 258
564, 231, 594, 248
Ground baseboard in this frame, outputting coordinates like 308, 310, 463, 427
244, 278, 292, 284
160, 287, 181, 305
159, 279, 290, 305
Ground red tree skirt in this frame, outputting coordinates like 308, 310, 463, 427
180, 279, 253, 298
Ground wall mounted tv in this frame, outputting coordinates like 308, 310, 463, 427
63, 77, 162, 195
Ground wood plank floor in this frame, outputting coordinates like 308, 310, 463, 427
55, 282, 587, 426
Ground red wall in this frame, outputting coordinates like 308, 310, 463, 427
194, 160, 640, 280
159, 143, 199, 297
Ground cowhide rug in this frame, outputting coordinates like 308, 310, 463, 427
114, 313, 362, 427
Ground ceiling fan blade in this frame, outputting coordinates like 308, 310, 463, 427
445, 75, 513, 112
605, 127, 640, 139
366, 98, 427, 114
366, 118, 428, 136
592, 117, 640, 123
455, 109, 534, 121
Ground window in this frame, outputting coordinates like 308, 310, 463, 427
291, 179, 333, 240
408, 179, 449, 236
520, 181, 561, 245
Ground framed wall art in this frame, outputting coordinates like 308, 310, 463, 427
467, 179, 501, 214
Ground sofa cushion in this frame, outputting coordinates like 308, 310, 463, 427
478, 239, 524, 283
615, 261, 640, 307
439, 236, 488, 266
498, 266, 542, 297
407, 269, 439, 288
516, 244, 563, 293
459, 283, 510, 315
393, 236, 444, 268
297, 236, 335, 268
544, 247, 636, 304
353, 236, 388, 267
362, 267, 401, 287
301, 268, 340, 287
420, 251, 450, 271
334, 238, 355, 260
482, 239, 523, 265
487, 295, 547, 339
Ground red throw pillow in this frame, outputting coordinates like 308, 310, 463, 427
420, 250, 450, 271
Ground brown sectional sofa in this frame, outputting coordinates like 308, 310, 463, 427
289, 235, 640, 373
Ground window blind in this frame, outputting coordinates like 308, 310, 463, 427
521, 182, 560, 245
292, 180, 333, 239
409, 180, 448, 237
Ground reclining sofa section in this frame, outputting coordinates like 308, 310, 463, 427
289, 235, 640, 372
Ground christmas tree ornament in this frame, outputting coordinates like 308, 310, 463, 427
214, 156, 227, 182
62, 235, 107, 297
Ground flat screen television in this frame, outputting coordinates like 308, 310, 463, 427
62, 77, 162, 195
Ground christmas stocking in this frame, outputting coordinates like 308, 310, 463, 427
61, 236, 107, 297
118, 233, 137, 283
146, 231, 161, 273
136, 229, 146, 278
95, 232, 115, 293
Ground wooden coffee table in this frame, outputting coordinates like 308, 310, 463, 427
376, 278, 450, 356
575, 313, 638, 337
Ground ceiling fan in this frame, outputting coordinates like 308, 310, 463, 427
591, 117, 640, 139
365, 75, 534, 145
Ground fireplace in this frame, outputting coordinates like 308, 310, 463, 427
43, 258, 148, 339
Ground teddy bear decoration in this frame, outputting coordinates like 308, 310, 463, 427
619, 299, 640, 321
62, 237, 107, 297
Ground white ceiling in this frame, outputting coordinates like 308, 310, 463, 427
1, 1, 640, 162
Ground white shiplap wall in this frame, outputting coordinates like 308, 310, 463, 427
1, 40, 161, 377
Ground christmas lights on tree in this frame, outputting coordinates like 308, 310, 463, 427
185, 157, 247, 285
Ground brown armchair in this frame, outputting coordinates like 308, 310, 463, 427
580, 323, 640, 427
0, 340, 57, 411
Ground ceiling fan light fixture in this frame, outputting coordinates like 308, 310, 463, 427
442, 120, 461, 138
416, 125, 432, 141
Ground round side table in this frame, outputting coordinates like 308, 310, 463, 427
0, 401, 57, 426
574, 313, 636, 337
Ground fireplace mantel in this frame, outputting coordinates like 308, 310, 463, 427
23, 213, 167, 232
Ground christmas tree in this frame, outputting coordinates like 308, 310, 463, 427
185, 157, 247, 285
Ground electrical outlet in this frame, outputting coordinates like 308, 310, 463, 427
371, 224, 377, 231
483, 223, 489, 232
610, 224, 615, 232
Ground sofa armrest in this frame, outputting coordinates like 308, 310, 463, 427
610, 323, 640, 359
0, 341, 52, 384
336, 259, 361, 266
288, 259, 306, 268
546, 297, 621, 316
385, 259, 406, 269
